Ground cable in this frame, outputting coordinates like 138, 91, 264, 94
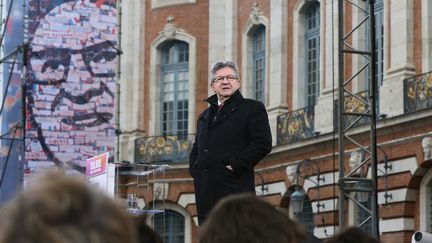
115, 0, 123, 162
0, 52, 17, 117
331, 0, 336, 237
0, 122, 20, 139
0, 0, 26, 199
0, 0, 14, 49
0, 124, 18, 190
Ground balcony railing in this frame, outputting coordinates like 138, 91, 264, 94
334, 90, 370, 131
404, 71, 432, 113
277, 106, 315, 145
134, 134, 195, 164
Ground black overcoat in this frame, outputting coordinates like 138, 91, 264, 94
189, 90, 272, 224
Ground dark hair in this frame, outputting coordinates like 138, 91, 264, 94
325, 227, 380, 243
0, 172, 137, 243
132, 215, 163, 243
209, 60, 240, 83
199, 193, 307, 243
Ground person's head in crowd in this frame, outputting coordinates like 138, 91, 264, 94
132, 214, 163, 243
199, 193, 307, 243
325, 227, 380, 243
0, 172, 137, 243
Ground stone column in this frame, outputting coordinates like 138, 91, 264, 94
224, 0, 238, 62
422, 0, 432, 72
380, 0, 415, 117
267, 0, 289, 145
119, 0, 146, 162
315, 0, 339, 134
208, 0, 238, 96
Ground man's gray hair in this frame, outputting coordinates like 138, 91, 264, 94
209, 60, 240, 83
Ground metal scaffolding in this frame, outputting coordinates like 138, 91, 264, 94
337, 0, 379, 237
0, 0, 26, 203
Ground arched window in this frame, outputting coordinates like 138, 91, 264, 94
304, 2, 320, 107
365, 0, 384, 90
420, 169, 432, 232
356, 193, 372, 233
285, 187, 315, 234
252, 25, 266, 103
161, 41, 189, 138
426, 181, 432, 231
294, 195, 315, 234
360, 0, 383, 113
154, 210, 185, 243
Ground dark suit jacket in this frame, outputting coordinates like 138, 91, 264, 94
189, 90, 272, 224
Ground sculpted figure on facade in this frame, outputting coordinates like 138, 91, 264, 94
349, 151, 362, 175
286, 165, 298, 185
422, 137, 432, 161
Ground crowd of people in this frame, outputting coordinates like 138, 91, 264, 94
0, 171, 380, 243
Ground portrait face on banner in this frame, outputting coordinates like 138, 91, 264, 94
25, 0, 118, 172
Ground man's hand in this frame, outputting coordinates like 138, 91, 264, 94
226, 165, 233, 171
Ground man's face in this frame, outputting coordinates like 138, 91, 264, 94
26, 1, 117, 170
210, 67, 240, 101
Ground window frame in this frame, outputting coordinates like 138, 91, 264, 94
304, 2, 320, 107
154, 209, 186, 243
160, 41, 189, 138
420, 168, 432, 232
252, 25, 266, 103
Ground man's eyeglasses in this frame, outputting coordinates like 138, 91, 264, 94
212, 75, 238, 84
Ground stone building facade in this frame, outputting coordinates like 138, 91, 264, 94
118, 1, 432, 242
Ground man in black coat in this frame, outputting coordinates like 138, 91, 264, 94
189, 60, 272, 224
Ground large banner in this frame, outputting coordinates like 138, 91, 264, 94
25, 0, 118, 174
0, 0, 24, 203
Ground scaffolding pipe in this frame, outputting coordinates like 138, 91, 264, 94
337, 0, 379, 237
